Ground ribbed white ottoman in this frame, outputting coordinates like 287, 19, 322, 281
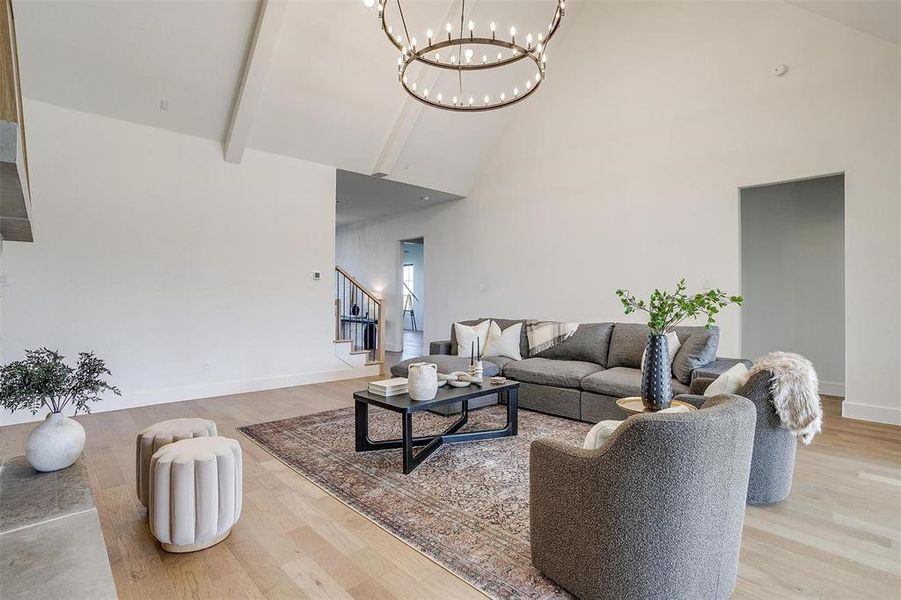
135, 418, 217, 507
148, 436, 242, 553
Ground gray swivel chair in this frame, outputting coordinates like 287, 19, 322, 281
529, 395, 755, 600
682, 370, 797, 504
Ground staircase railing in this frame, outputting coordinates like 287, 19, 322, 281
335, 266, 384, 366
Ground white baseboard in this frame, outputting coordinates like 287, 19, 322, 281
818, 381, 845, 397
0, 364, 380, 427
842, 401, 901, 426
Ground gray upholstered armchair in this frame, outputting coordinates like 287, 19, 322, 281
680, 370, 798, 505
529, 395, 755, 600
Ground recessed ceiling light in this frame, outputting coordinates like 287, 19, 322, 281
421, 195, 430, 201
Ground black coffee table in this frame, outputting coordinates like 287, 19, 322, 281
353, 381, 519, 474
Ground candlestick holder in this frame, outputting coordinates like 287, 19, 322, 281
468, 360, 484, 384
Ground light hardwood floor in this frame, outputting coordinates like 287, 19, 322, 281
1, 381, 899, 599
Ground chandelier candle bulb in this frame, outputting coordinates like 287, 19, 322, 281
375, 0, 565, 111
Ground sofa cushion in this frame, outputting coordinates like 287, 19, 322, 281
671, 327, 720, 384
484, 321, 523, 360
536, 322, 615, 367
454, 320, 490, 358
483, 355, 516, 372
581, 367, 690, 398
504, 358, 603, 389
606, 323, 650, 369
450, 318, 530, 359
390, 355, 501, 379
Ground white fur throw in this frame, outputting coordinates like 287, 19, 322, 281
750, 352, 822, 444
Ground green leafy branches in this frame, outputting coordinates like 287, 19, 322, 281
0, 348, 121, 415
615, 279, 743, 335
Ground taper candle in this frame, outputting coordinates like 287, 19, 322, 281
470, 341, 474, 366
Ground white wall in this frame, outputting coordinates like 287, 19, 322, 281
336, 1, 901, 424
741, 176, 845, 395
1, 101, 356, 426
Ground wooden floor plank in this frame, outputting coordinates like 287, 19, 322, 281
1, 380, 898, 599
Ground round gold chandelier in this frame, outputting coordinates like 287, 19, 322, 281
364, 0, 566, 112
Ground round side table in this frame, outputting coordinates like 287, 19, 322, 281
616, 396, 697, 414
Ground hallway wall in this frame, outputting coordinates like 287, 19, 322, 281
741, 175, 845, 395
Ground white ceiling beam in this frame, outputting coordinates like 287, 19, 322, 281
224, 0, 287, 164
370, 0, 476, 177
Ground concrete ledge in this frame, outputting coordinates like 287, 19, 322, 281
0, 457, 116, 599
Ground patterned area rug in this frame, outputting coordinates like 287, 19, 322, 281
238, 404, 590, 599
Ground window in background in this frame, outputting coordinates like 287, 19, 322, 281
403, 264, 414, 303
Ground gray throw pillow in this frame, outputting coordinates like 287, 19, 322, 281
606, 323, 651, 369
536, 323, 614, 367
671, 329, 720, 384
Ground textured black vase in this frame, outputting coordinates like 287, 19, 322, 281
641, 333, 673, 411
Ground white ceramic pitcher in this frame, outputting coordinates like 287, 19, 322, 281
408, 362, 439, 401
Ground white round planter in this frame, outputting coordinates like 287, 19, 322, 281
408, 362, 438, 401
25, 413, 86, 472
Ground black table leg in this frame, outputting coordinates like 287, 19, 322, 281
506, 387, 519, 435
355, 387, 519, 474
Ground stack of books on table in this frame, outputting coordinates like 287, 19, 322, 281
368, 377, 409, 397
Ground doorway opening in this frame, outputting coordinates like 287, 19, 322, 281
399, 238, 424, 359
739, 174, 845, 397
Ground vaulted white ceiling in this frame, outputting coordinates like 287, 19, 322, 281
12, 0, 541, 196
10, 0, 899, 199
13, 0, 258, 142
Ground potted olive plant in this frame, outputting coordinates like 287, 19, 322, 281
0, 348, 121, 472
616, 280, 742, 410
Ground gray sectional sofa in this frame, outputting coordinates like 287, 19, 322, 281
391, 318, 750, 423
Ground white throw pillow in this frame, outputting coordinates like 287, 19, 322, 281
483, 321, 523, 361
454, 320, 490, 358
703, 363, 750, 398
583, 420, 623, 449
640, 331, 682, 371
